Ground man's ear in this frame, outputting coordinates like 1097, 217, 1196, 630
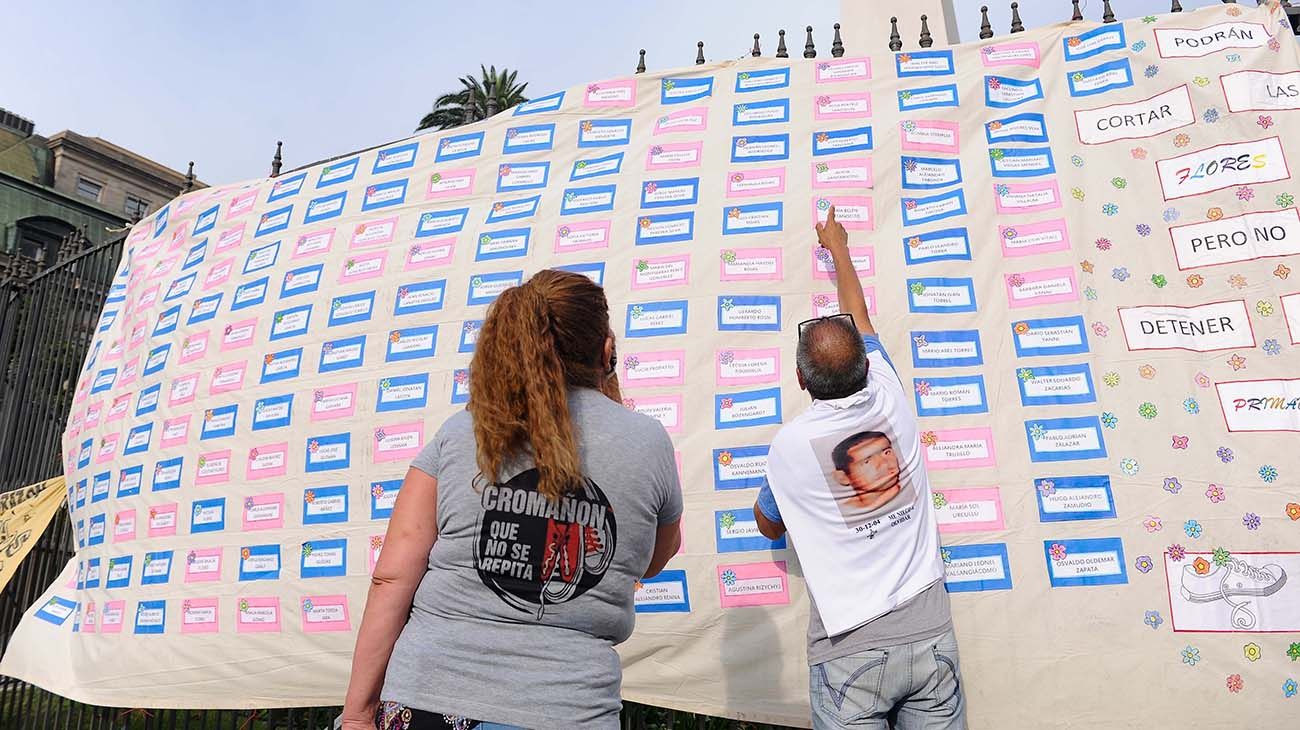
603, 334, 615, 370
796, 366, 807, 392
833, 470, 851, 486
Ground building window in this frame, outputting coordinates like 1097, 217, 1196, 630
76, 177, 103, 202
125, 195, 150, 220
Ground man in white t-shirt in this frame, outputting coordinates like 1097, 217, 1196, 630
753, 207, 965, 729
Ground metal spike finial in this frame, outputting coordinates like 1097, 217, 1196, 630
776, 29, 788, 58
889, 17, 902, 51
979, 6, 994, 39
803, 25, 816, 58
1170, 0, 1183, 12
1072, 0, 1083, 21
636, 49, 646, 73
919, 15, 934, 47
182, 162, 194, 193
1010, 2, 1025, 33
1103, 0, 1116, 23
831, 23, 844, 57
270, 141, 283, 178
751, 34, 761, 57
695, 41, 705, 65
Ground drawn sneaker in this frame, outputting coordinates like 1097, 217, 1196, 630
1179, 558, 1287, 603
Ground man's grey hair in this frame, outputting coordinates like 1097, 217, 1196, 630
796, 317, 868, 400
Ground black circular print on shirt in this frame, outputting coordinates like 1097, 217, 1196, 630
475, 468, 618, 617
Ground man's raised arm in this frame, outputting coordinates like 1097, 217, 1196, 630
816, 205, 875, 336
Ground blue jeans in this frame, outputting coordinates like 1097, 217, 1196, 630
809, 628, 965, 729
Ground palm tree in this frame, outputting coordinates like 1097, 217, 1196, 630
417, 65, 530, 131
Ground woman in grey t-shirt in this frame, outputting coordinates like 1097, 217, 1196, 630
342, 270, 684, 730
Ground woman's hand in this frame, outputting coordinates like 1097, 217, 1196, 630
815, 205, 849, 255
341, 708, 378, 730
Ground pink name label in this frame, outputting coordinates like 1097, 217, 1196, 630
195, 449, 232, 486
226, 190, 257, 219
980, 41, 1041, 68
813, 197, 874, 230
1000, 219, 1071, 257
811, 288, 877, 317
209, 360, 249, 395
293, 228, 336, 258
994, 181, 1062, 214
351, 217, 398, 248
646, 142, 704, 171
584, 78, 637, 107
246, 443, 289, 481
341, 251, 388, 283
405, 239, 455, 270
147, 503, 179, 538
631, 254, 690, 290
180, 331, 211, 365
816, 57, 871, 83
374, 422, 425, 462
112, 509, 136, 543
243, 492, 286, 530
185, 548, 223, 583
426, 169, 476, 200
108, 393, 132, 422
555, 220, 611, 253
180, 598, 220, 634
215, 223, 246, 253
719, 247, 783, 281
622, 350, 686, 388
221, 318, 258, 351
812, 158, 874, 189
100, 600, 126, 633
168, 372, 200, 407
1005, 266, 1079, 308
922, 428, 998, 470
716, 347, 781, 386
95, 433, 121, 464
813, 246, 874, 279
654, 106, 708, 134
160, 415, 192, 448
301, 595, 351, 633
934, 487, 1006, 534
726, 168, 786, 198
718, 561, 790, 607
203, 258, 235, 290
237, 597, 282, 633
814, 92, 872, 119
369, 535, 384, 574
626, 395, 683, 433
312, 383, 358, 421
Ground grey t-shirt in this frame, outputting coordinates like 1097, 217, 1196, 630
381, 388, 683, 729
806, 579, 951, 665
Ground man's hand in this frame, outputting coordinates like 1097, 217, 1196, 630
816, 205, 849, 256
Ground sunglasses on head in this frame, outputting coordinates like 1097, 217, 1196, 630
797, 312, 856, 339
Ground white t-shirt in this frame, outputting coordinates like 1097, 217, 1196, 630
764, 338, 944, 637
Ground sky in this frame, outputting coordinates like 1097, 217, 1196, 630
0, 0, 1241, 186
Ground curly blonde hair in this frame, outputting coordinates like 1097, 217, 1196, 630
467, 269, 620, 500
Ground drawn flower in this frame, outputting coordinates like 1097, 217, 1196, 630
1202, 108, 1220, 124
1145, 611, 1162, 630
630, 305, 644, 318
1243, 512, 1261, 531
1206, 484, 1225, 504
1182, 646, 1200, 667
1256, 300, 1275, 317
1143, 516, 1162, 533
1245, 643, 1263, 662
1139, 402, 1157, 420
1113, 267, 1130, 282
1101, 412, 1118, 429
719, 512, 737, 531
1017, 368, 1035, 382
920, 431, 939, 446
1276, 263, 1292, 280
1140, 64, 1159, 79
734, 136, 746, 147
910, 281, 927, 296
1279, 193, 1296, 208
1207, 207, 1224, 221
1080, 260, 1094, 273
1103, 372, 1121, 388
932, 492, 947, 509
1037, 480, 1055, 498
1163, 477, 1182, 495
1172, 435, 1189, 450
1072, 71, 1084, 82
913, 334, 928, 348
1288, 643, 1300, 661
1183, 398, 1199, 415
1135, 555, 1153, 574
1102, 203, 1119, 217
1236, 185, 1255, 202
1006, 274, 1024, 289
1227, 675, 1243, 694
369, 535, 383, 551
1132, 147, 1149, 160
1228, 354, 1247, 371
995, 184, 1010, 197
302, 598, 314, 612
1260, 465, 1279, 483
1174, 133, 1191, 148
1289, 503, 1300, 521
622, 355, 640, 371
308, 439, 319, 453
903, 120, 918, 132
1095, 237, 1112, 251
1163, 207, 1179, 222
643, 182, 658, 195
1213, 547, 1231, 567
1264, 339, 1282, 357
1217, 446, 1234, 463
813, 293, 831, 308
1169, 544, 1185, 561
1185, 520, 1203, 539
1269, 37, 1282, 52
1067, 37, 1081, 48
1138, 364, 1156, 380
1195, 373, 1212, 388
1137, 224, 1152, 238
1092, 322, 1108, 337
1071, 187, 1085, 201
915, 380, 930, 396
719, 398, 733, 410
721, 570, 737, 586
1070, 154, 1084, 168
1030, 423, 1045, 441
1049, 543, 1067, 562
720, 250, 738, 264
1120, 458, 1139, 476
622, 398, 636, 410
301, 543, 313, 557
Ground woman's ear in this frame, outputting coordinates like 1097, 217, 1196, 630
603, 334, 616, 374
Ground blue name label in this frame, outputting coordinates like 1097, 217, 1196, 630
911, 329, 983, 368
191, 497, 226, 533
1025, 416, 1108, 462
256, 205, 293, 237
303, 486, 350, 526
896, 49, 956, 77
989, 146, 1056, 178
182, 239, 208, 270
319, 335, 366, 373
715, 387, 782, 430
267, 172, 307, 202
561, 185, 616, 215
271, 303, 314, 340
497, 161, 550, 192
90, 368, 117, 394
902, 189, 968, 227
985, 76, 1044, 108
122, 424, 153, 456
1018, 363, 1096, 406
262, 346, 305, 383
394, 280, 446, 317
735, 68, 790, 93
91, 473, 110, 503
377, 373, 430, 412
143, 344, 171, 377
626, 300, 689, 338
1036, 475, 1116, 523
577, 118, 632, 147
152, 206, 170, 238
731, 134, 789, 163
901, 156, 963, 190
467, 271, 524, 306
502, 123, 555, 154
116, 465, 144, 497
722, 202, 783, 235
712, 445, 769, 490
252, 394, 295, 431
458, 320, 483, 353
635, 212, 694, 245
316, 157, 359, 188
140, 551, 173, 586
152, 456, 183, 491
943, 543, 1013, 592
1063, 24, 1126, 61
733, 98, 790, 126
907, 277, 977, 314
200, 404, 238, 440
1044, 537, 1128, 587
306, 433, 351, 473
416, 207, 469, 238
475, 228, 531, 262
435, 131, 484, 162
554, 261, 606, 287
300, 538, 348, 579
34, 596, 78, 626
485, 194, 541, 224
133, 599, 166, 634
450, 369, 471, 404
813, 125, 874, 156
571, 152, 623, 181
513, 90, 565, 115
88, 513, 106, 546
153, 305, 181, 337
303, 191, 347, 223
985, 113, 1050, 144
718, 295, 781, 332
281, 264, 323, 299
370, 478, 402, 519
641, 177, 699, 209
1068, 58, 1134, 97
715, 509, 786, 553
243, 240, 281, 276
84, 557, 100, 587
372, 142, 419, 174
239, 544, 282, 580
384, 325, 438, 362
1011, 316, 1090, 357
913, 375, 988, 417
191, 206, 218, 236
634, 569, 691, 613
661, 76, 713, 104
898, 84, 959, 111
361, 179, 408, 212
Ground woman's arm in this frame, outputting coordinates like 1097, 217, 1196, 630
341, 468, 440, 729
643, 519, 682, 578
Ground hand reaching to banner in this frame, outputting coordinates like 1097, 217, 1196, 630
815, 206, 875, 336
